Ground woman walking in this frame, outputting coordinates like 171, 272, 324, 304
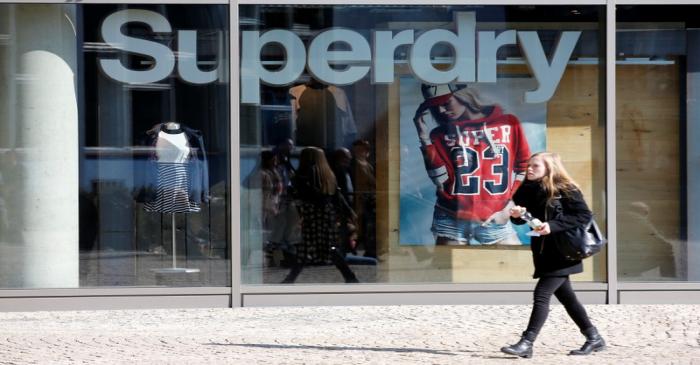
281, 147, 358, 284
500, 152, 605, 358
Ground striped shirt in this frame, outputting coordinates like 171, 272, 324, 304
144, 162, 201, 213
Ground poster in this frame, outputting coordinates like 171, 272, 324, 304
399, 76, 547, 246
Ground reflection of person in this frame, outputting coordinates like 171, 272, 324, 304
267, 139, 301, 266
501, 152, 605, 358
332, 148, 354, 205
258, 151, 282, 235
282, 147, 359, 283
274, 138, 296, 189
413, 83, 530, 245
332, 148, 358, 255
351, 140, 376, 258
619, 201, 677, 278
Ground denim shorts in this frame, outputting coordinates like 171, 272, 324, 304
431, 210, 519, 245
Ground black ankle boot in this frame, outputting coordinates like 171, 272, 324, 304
330, 246, 359, 283
501, 331, 536, 358
281, 265, 302, 284
569, 327, 606, 355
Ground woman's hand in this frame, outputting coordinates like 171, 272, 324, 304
413, 104, 431, 144
535, 222, 551, 235
510, 205, 526, 218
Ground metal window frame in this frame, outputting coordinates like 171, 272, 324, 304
605, 0, 617, 304
0, 0, 698, 309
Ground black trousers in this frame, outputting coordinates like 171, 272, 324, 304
282, 247, 357, 283
525, 275, 593, 339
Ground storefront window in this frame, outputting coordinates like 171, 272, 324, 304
239, 5, 606, 285
617, 5, 697, 281
0, 4, 230, 288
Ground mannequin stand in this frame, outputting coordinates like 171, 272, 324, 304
151, 213, 199, 274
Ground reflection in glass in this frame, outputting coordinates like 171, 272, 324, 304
240, 5, 606, 285
77, 4, 230, 287
616, 5, 697, 281
0, 4, 80, 288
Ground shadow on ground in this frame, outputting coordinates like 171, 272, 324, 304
206, 342, 456, 356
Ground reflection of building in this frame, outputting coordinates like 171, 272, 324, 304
0, 2, 699, 309
0, 4, 231, 295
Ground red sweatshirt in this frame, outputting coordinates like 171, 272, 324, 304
420, 106, 531, 221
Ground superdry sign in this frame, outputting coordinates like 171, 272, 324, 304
98, 9, 222, 86
96, 10, 581, 105
241, 12, 581, 105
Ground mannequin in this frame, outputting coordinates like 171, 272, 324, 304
144, 122, 201, 213
142, 122, 209, 273
289, 80, 358, 148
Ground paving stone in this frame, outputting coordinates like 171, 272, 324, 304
0, 305, 698, 363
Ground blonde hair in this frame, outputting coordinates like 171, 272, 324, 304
298, 147, 337, 195
452, 87, 494, 114
530, 151, 580, 204
428, 87, 495, 123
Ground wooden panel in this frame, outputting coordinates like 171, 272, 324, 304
616, 64, 681, 280
547, 65, 605, 282
452, 247, 601, 283
451, 247, 534, 282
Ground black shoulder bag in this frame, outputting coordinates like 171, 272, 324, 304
554, 218, 607, 260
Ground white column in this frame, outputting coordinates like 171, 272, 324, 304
12, 4, 79, 288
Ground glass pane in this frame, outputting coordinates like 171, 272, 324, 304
617, 5, 695, 281
0, 4, 230, 288
239, 5, 606, 285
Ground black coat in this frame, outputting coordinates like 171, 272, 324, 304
511, 180, 592, 278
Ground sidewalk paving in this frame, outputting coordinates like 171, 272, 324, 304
0, 304, 698, 364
